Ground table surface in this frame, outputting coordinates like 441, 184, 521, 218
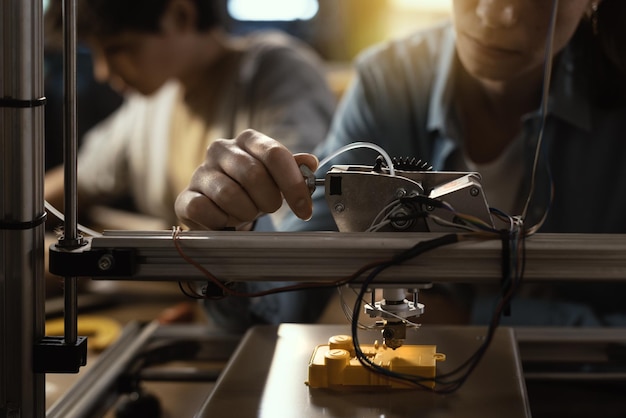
198, 324, 532, 418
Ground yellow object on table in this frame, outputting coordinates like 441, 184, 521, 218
45, 315, 122, 352
307, 335, 446, 390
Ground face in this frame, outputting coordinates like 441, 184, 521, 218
90, 28, 190, 96
453, 0, 592, 82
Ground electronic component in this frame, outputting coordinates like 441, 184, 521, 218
317, 160, 494, 349
363, 287, 427, 350
324, 163, 493, 233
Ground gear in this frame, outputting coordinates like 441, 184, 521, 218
391, 156, 432, 171
373, 155, 432, 172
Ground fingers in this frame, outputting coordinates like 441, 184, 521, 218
287, 154, 319, 220
235, 132, 319, 221
175, 129, 319, 230
175, 188, 251, 231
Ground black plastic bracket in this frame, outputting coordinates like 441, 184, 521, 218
49, 245, 137, 277
34, 336, 88, 373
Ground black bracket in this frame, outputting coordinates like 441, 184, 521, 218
49, 244, 137, 277
34, 336, 88, 373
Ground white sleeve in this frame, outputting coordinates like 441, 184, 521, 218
76, 97, 137, 203
76, 82, 178, 219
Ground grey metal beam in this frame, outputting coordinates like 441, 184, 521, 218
77, 231, 626, 284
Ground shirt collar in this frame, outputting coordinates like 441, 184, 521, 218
547, 42, 593, 132
427, 25, 593, 134
426, 26, 458, 134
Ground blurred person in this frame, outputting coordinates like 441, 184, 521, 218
44, 45, 123, 171
42, 0, 336, 315
44, 0, 336, 230
176, 0, 626, 328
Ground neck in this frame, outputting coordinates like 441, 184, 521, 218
463, 64, 545, 117
178, 27, 233, 93
456, 65, 545, 163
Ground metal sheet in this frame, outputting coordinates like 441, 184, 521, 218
197, 324, 531, 418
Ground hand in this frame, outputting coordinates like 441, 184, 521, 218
175, 129, 318, 230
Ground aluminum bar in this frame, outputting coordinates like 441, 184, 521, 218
83, 231, 626, 284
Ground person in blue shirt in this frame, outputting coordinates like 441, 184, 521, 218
176, 0, 626, 328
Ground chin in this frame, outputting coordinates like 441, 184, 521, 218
459, 53, 526, 83
469, 66, 521, 82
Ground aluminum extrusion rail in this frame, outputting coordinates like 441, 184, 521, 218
53, 231, 626, 284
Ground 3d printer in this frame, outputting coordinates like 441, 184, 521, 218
4, 0, 626, 416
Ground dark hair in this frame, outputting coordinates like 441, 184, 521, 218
45, 0, 222, 43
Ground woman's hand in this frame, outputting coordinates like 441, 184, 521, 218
175, 129, 318, 230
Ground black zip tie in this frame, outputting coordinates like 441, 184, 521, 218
0, 96, 47, 108
0, 212, 47, 230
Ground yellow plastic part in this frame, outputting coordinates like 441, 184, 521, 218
306, 335, 445, 390
45, 315, 122, 352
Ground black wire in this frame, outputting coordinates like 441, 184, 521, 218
501, 229, 512, 316
521, 0, 560, 229
178, 281, 204, 299
361, 0, 560, 391
350, 234, 463, 390
350, 234, 523, 393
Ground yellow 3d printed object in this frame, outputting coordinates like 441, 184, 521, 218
307, 335, 445, 390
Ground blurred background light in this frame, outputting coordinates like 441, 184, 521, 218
227, 0, 319, 21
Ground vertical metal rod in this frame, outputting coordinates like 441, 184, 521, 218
64, 276, 78, 344
61, 0, 80, 345
62, 0, 78, 240
1, 0, 47, 415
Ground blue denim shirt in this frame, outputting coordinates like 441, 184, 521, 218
286, 22, 626, 234
210, 22, 626, 329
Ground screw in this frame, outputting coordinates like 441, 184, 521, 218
334, 203, 345, 213
98, 254, 114, 271
470, 187, 480, 197
395, 188, 407, 198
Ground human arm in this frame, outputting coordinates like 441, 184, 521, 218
174, 69, 411, 232
279, 37, 438, 231
236, 32, 336, 154
175, 32, 437, 231
173, 33, 336, 231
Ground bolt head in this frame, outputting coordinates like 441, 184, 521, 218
98, 254, 114, 271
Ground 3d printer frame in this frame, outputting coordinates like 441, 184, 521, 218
4, 0, 626, 416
